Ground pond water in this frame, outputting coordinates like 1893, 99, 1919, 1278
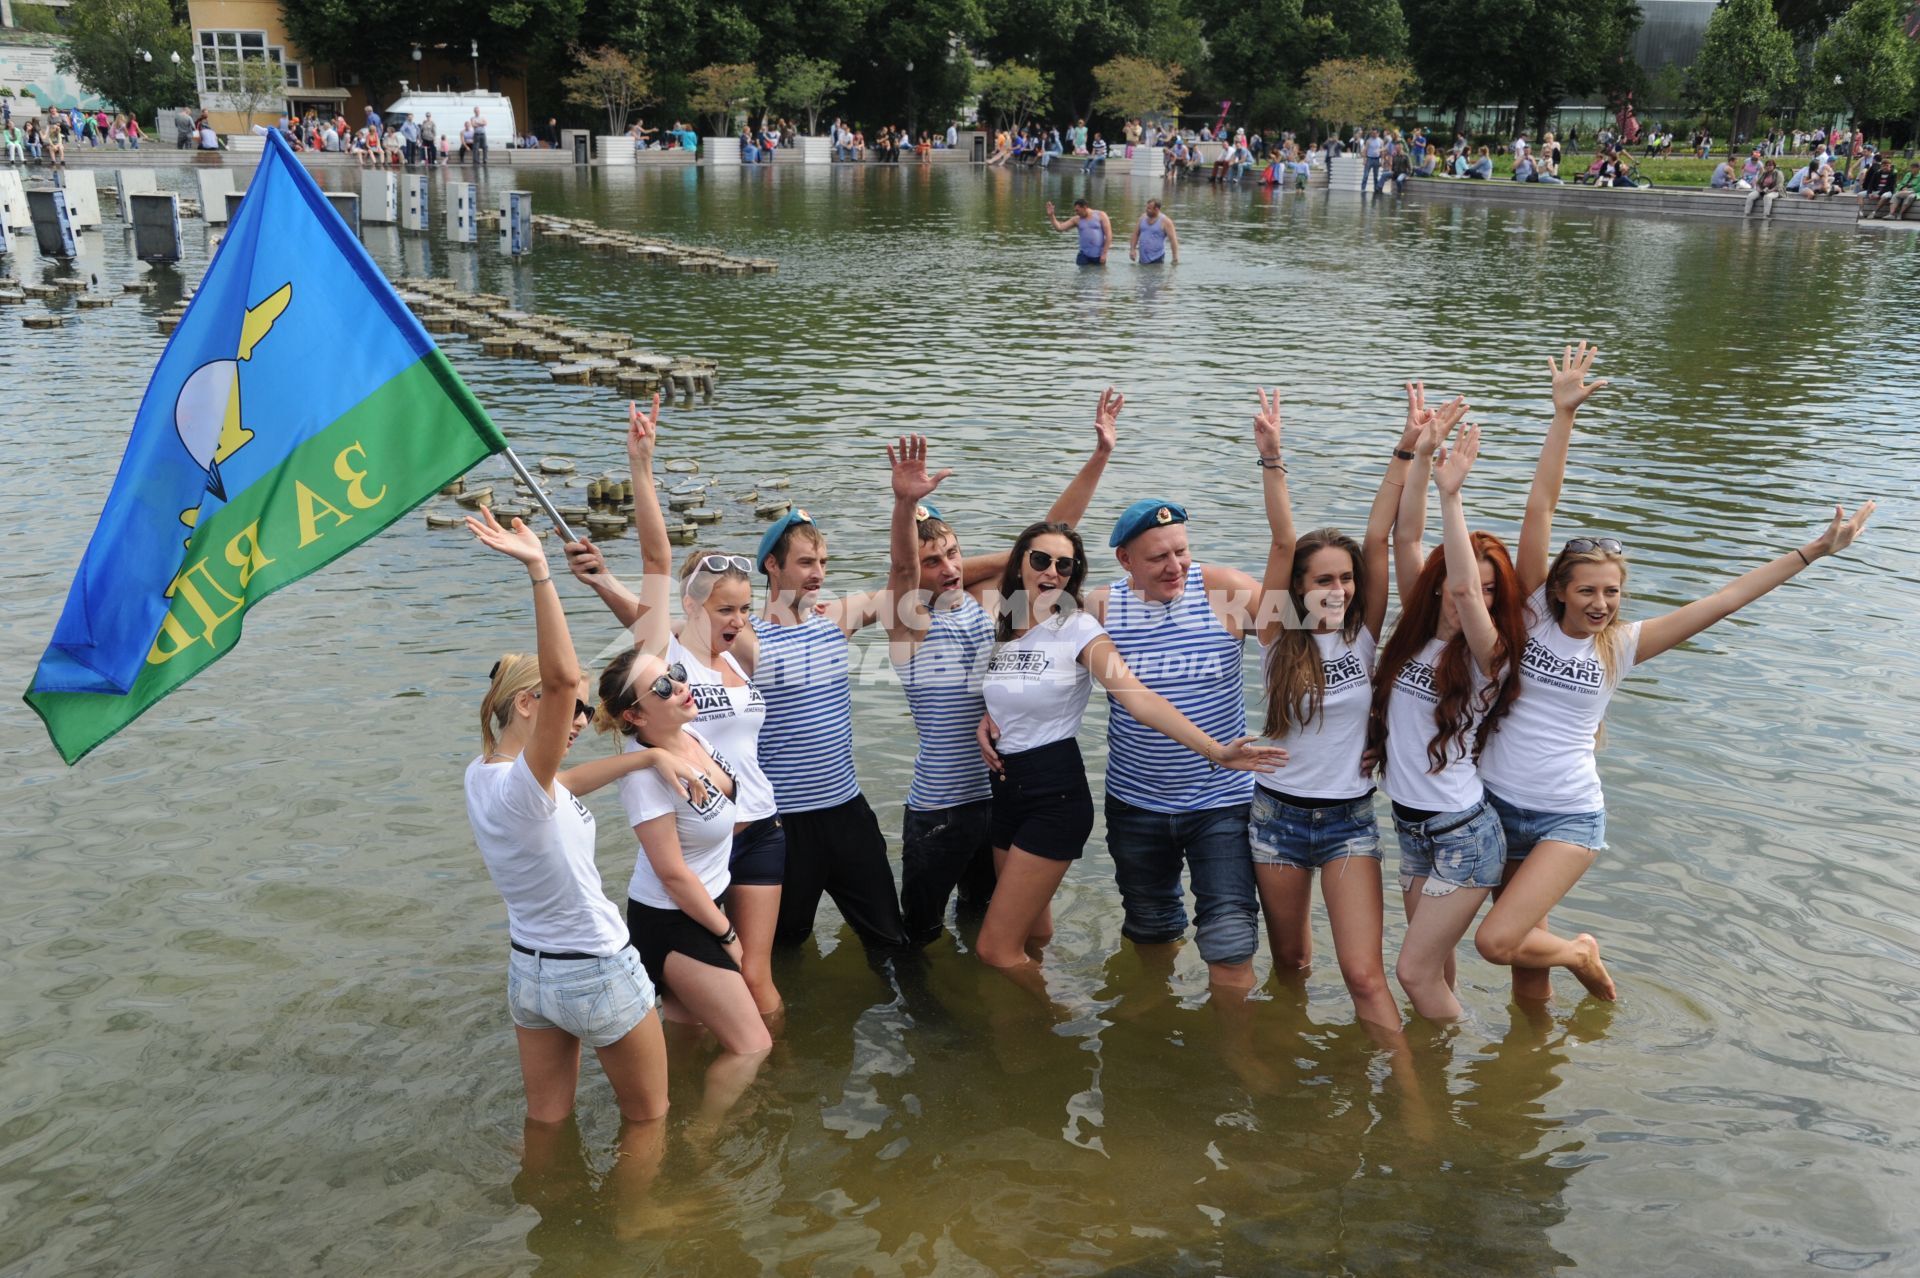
2, 163, 1917, 1276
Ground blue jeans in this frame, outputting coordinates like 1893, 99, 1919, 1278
506, 946, 656, 1048
901, 798, 996, 947
1105, 796, 1257, 966
1364, 155, 1381, 189
1485, 789, 1607, 858
1392, 801, 1506, 896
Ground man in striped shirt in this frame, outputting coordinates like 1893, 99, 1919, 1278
751, 507, 911, 955
1086, 499, 1264, 990
886, 393, 1118, 948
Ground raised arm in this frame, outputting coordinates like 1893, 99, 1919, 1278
1393, 386, 1468, 598
1044, 200, 1074, 232
465, 507, 577, 791
1519, 342, 1608, 594
1635, 502, 1875, 664
620, 396, 675, 656
1363, 396, 1429, 640
1253, 387, 1296, 648
563, 536, 640, 628
1043, 387, 1122, 528
1083, 635, 1285, 771
882, 434, 951, 647
1434, 423, 1502, 675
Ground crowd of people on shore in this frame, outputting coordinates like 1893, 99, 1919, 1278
0, 103, 143, 165
461, 347, 1873, 1131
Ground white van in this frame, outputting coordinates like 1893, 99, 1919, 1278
381, 89, 518, 148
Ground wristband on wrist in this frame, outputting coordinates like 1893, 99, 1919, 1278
714, 925, 738, 945
1257, 456, 1287, 471
1795, 547, 1811, 567
1393, 448, 1416, 461
529, 572, 552, 585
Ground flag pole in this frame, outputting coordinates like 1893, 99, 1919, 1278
501, 448, 578, 544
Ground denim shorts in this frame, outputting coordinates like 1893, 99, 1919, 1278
1248, 789, 1381, 870
1485, 788, 1608, 859
1393, 801, 1506, 897
506, 945, 656, 1048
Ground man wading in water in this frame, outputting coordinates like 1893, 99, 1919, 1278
1046, 198, 1111, 266
1128, 199, 1179, 265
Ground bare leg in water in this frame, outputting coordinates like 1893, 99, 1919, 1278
1477, 840, 1615, 1001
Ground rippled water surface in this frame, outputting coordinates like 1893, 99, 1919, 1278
3, 164, 1917, 1276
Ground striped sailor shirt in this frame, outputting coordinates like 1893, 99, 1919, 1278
749, 612, 861, 814
891, 595, 994, 810
1102, 563, 1254, 812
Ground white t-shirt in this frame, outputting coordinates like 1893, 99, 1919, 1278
464, 754, 627, 955
618, 727, 738, 909
1255, 628, 1377, 800
1478, 587, 1642, 812
1383, 636, 1492, 814
982, 610, 1104, 756
669, 635, 775, 821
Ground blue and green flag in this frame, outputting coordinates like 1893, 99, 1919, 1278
26, 130, 506, 764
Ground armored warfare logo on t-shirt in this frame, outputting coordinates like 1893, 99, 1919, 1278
987, 650, 1052, 676
1393, 658, 1440, 704
690, 680, 765, 719
1520, 637, 1606, 694
1324, 650, 1368, 691
685, 749, 738, 818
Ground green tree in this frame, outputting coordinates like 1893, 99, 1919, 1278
1302, 56, 1411, 129
973, 61, 1051, 130
1401, 0, 1505, 134
1091, 55, 1186, 119
1812, 0, 1920, 124
1693, 0, 1796, 140
11, 4, 65, 34
230, 53, 289, 131
1192, 0, 1313, 127
687, 61, 762, 135
1304, 0, 1408, 60
769, 55, 848, 135
562, 45, 652, 136
54, 0, 193, 125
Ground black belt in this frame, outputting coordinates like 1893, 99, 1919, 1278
510, 940, 608, 961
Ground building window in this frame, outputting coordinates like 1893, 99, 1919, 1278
195, 30, 295, 94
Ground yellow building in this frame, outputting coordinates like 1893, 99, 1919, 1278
184, 0, 526, 136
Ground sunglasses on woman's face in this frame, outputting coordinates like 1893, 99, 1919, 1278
532, 690, 594, 719
1562, 537, 1625, 555
696, 554, 754, 575
1027, 549, 1079, 577
647, 662, 690, 700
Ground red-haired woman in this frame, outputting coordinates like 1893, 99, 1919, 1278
1373, 419, 1526, 1019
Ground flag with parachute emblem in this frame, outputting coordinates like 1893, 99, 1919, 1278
25, 129, 506, 764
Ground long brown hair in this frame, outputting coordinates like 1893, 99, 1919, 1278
1367, 532, 1527, 774
479, 653, 539, 755
1263, 528, 1365, 737
993, 521, 1088, 641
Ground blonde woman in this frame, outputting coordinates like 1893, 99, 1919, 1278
461, 506, 698, 1127
1473, 344, 1875, 1002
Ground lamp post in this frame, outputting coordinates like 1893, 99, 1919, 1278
905, 58, 915, 138
470, 39, 480, 93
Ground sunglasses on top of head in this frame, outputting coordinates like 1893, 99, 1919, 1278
1562, 537, 1625, 556
646, 662, 690, 700
1026, 549, 1079, 577
695, 554, 755, 575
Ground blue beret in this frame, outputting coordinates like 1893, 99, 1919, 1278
913, 500, 943, 523
1109, 499, 1188, 548
755, 507, 817, 573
